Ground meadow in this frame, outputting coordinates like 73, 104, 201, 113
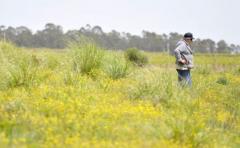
0, 41, 239, 148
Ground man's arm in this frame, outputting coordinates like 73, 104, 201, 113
174, 45, 187, 64
174, 46, 186, 64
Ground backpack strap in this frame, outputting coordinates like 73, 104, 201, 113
183, 40, 193, 54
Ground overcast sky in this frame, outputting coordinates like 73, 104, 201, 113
1, 0, 240, 44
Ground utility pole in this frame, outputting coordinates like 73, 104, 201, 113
167, 41, 170, 54
3, 31, 6, 42
0, 26, 6, 42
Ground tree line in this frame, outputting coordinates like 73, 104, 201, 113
0, 23, 239, 53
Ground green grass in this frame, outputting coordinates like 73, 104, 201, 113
103, 53, 130, 80
0, 42, 239, 147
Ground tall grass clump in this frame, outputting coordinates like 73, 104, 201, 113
195, 65, 211, 75
124, 48, 148, 67
216, 76, 228, 85
126, 68, 175, 105
38, 52, 61, 70
68, 38, 104, 75
0, 41, 39, 89
103, 53, 129, 80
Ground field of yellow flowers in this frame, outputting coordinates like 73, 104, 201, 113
0, 41, 239, 147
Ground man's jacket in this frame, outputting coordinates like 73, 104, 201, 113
174, 40, 194, 70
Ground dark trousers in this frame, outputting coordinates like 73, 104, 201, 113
176, 69, 192, 86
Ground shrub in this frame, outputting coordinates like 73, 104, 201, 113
216, 76, 228, 85
103, 53, 129, 80
68, 39, 104, 75
124, 48, 148, 67
0, 41, 39, 89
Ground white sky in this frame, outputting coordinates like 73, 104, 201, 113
1, 0, 240, 44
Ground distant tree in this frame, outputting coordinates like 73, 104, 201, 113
192, 39, 201, 52
34, 23, 65, 48
217, 40, 229, 53
15, 26, 33, 47
162, 33, 169, 53
127, 34, 143, 50
193, 39, 216, 53
0, 25, 6, 40
92, 25, 104, 35
0, 23, 238, 53
5, 27, 17, 43
205, 39, 216, 53
106, 30, 125, 49
169, 32, 183, 54
90, 26, 109, 48
142, 31, 165, 52
65, 30, 81, 42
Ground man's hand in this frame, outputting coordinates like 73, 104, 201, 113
179, 59, 187, 64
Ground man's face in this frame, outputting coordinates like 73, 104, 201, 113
185, 38, 193, 45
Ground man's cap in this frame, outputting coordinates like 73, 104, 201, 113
184, 33, 194, 39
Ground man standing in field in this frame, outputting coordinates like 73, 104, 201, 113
174, 33, 194, 86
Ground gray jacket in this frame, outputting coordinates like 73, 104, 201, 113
174, 40, 194, 70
